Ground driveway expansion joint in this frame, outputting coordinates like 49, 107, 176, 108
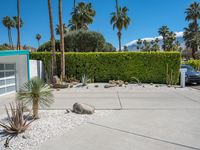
88, 122, 200, 150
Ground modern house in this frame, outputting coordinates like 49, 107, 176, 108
0, 50, 30, 96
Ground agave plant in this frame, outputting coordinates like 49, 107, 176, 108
17, 77, 54, 119
81, 74, 91, 86
0, 102, 33, 134
130, 77, 141, 85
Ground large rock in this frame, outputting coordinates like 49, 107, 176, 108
53, 76, 61, 84
72, 103, 95, 114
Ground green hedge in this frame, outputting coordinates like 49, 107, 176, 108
185, 59, 200, 70
30, 52, 181, 84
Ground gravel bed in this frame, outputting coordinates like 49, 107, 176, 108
0, 110, 114, 150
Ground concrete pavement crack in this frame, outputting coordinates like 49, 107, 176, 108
88, 122, 200, 150
173, 90, 200, 104
116, 91, 123, 110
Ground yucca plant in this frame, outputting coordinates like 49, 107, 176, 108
0, 102, 33, 134
17, 77, 54, 119
81, 74, 91, 86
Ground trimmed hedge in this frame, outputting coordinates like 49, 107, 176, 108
30, 52, 181, 84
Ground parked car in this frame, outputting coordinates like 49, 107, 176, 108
181, 64, 200, 84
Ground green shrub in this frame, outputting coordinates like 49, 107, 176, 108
185, 59, 200, 70
30, 52, 181, 84
37, 40, 60, 52
37, 30, 116, 52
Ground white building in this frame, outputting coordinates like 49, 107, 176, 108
0, 50, 30, 96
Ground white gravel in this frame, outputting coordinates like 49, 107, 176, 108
0, 110, 114, 150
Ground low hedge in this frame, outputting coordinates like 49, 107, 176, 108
30, 52, 181, 84
185, 59, 200, 70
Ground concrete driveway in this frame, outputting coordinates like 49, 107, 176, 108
1, 84, 200, 150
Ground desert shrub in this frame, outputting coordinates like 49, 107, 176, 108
30, 52, 181, 84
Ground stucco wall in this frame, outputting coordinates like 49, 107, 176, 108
0, 55, 28, 91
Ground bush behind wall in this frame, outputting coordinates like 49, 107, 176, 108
30, 52, 181, 84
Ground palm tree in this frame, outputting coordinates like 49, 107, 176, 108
158, 26, 169, 51
185, 2, 200, 58
17, 77, 54, 119
55, 24, 68, 35
36, 34, 42, 48
59, 0, 65, 81
2, 16, 15, 48
111, 6, 131, 51
136, 39, 142, 51
69, 2, 96, 30
17, 0, 21, 50
185, 2, 200, 33
13, 16, 24, 50
184, 22, 200, 57
48, 0, 57, 79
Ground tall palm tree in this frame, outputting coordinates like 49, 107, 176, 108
17, 0, 21, 50
48, 0, 57, 79
185, 2, 200, 58
2, 16, 15, 48
35, 34, 42, 48
55, 24, 68, 35
17, 77, 54, 119
59, 0, 65, 81
111, 6, 131, 51
185, 2, 200, 33
13, 16, 24, 50
158, 26, 169, 51
69, 2, 96, 30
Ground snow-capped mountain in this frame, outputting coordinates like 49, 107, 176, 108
125, 31, 185, 51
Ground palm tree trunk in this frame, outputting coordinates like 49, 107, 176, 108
73, 0, 76, 13
38, 40, 40, 48
17, 0, 21, 50
117, 31, 122, 52
59, 0, 65, 81
10, 29, 14, 49
48, 0, 57, 80
7, 29, 11, 48
115, 0, 119, 14
32, 100, 39, 119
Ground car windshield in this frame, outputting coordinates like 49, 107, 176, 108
181, 65, 196, 72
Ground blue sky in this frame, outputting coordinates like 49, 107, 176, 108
0, 0, 196, 49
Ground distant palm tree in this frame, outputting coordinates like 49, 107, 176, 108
35, 34, 42, 48
48, 0, 57, 79
55, 24, 68, 35
2, 16, 15, 48
69, 2, 96, 30
184, 22, 200, 57
59, 0, 65, 81
17, 77, 54, 119
111, 6, 131, 51
136, 39, 142, 51
17, 0, 21, 50
158, 26, 169, 51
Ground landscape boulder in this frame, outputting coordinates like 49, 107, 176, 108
72, 103, 95, 114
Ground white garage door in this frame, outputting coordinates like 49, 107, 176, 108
0, 64, 16, 96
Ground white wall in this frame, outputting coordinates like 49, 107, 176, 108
30, 60, 43, 79
0, 55, 28, 91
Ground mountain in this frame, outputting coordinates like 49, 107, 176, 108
125, 31, 185, 51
